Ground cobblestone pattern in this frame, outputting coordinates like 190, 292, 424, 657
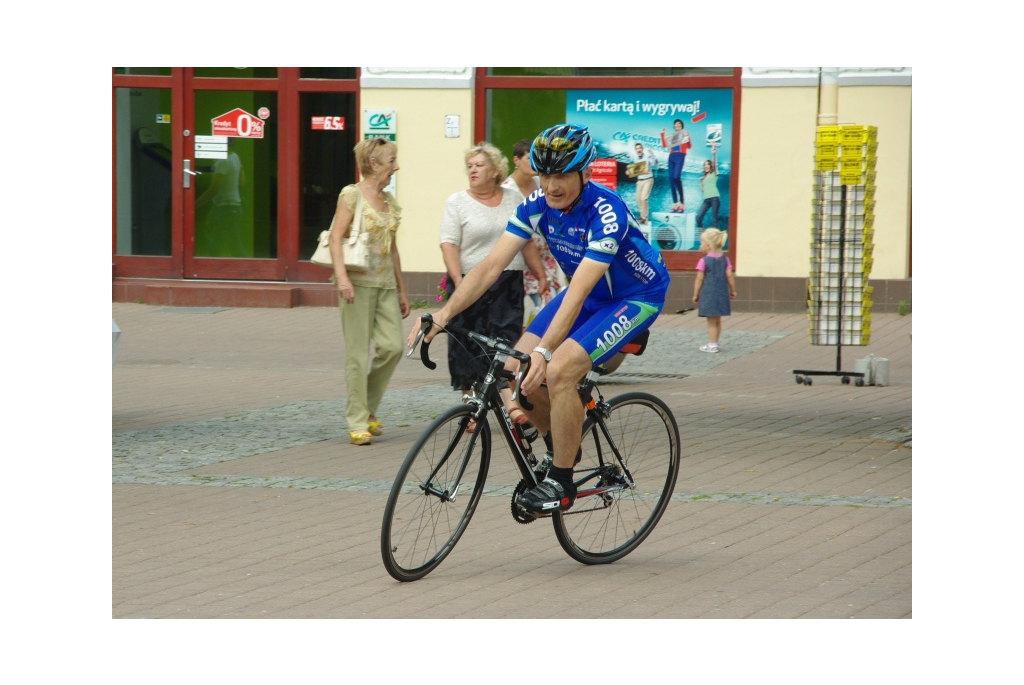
113, 328, 909, 508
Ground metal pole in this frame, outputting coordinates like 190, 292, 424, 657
818, 67, 839, 126
836, 183, 846, 373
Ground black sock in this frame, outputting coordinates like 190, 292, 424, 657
548, 465, 576, 497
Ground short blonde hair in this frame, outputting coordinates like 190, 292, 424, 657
464, 142, 509, 184
355, 137, 396, 176
700, 228, 727, 252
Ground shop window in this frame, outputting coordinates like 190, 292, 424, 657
114, 68, 171, 76
299, 68, 357, 79
299, 92, 357, 261
194, 68, 278, 79
113, 87, 173, 256
488, 86, 734, 252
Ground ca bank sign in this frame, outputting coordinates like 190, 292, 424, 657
363, 108, 396, 140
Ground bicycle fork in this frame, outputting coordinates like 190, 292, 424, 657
420, 412, 481, 503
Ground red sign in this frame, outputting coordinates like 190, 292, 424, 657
211, 108, 264, 138
311, 116, 346, 131
590, 158, 617, 191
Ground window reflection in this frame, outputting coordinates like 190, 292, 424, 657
114, 67, 171, 76
299, 68, 357, 79
193, 91, 278, 258
299, 92, 357, 260
114, 87, 172, 256
194, 68, 278, 79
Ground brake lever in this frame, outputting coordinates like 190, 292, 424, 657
518, 393, 534, 412
406, 313, 437, 370
510, 351, 534, 411
406, 328, 425, 358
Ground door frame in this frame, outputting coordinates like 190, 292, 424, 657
111, 70, 184, 279
182, 71, 285, 280
112, 68, 359, 283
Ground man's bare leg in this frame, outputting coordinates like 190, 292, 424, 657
544, 340, 591, 469
512, 338, 592, 513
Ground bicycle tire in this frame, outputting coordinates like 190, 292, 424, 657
553, 392, 680, 565
381, 405, 490, 581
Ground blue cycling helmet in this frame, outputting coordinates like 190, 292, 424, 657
530, 123, 596, 175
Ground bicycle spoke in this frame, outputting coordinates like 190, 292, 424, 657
381, 407, 490, 581
553, 393, 680, 564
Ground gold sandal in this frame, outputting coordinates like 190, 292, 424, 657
367, 419, 383, 437
349, 430, 373, 446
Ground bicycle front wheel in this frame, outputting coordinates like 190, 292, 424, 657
381, 405, 490, 582
553, 392, 680, 564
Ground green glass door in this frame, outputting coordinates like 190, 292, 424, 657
185, 89, 279, 278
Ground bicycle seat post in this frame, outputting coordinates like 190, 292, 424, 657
577, 370, 602, 406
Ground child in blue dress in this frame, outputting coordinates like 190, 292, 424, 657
692, 228, 736, 353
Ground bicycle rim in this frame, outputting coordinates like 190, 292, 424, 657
381, 405, 490, 581
553, 392, 680, 564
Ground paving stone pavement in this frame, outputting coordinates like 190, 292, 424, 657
112, 301, 912, 619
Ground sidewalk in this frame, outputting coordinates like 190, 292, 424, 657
113, 302, 911, 618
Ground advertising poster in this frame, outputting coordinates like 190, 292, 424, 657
567, 89, 733, 251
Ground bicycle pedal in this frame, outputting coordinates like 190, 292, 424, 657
520, 505, 551, 519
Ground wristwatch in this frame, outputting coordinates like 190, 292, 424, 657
532, 346, 552, 363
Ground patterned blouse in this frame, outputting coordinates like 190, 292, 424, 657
524, 233, 560, 297
337, 184, 401, 289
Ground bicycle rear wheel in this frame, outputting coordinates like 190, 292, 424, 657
381, 405, 490, 581
553, 392, 680, 564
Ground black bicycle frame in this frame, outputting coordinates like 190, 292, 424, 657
408, 313, 636, 507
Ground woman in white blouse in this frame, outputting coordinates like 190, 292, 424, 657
439, 142, 547, 427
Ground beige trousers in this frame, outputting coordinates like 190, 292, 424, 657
636, 177, 654, 220
339, 285, 403, 433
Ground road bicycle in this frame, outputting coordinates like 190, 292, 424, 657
381, 313, 681, 582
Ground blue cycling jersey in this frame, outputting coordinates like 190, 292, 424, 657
505, 181, 670, 304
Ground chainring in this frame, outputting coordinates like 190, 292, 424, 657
511, 479, 539, 524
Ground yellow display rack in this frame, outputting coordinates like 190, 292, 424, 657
795, 125, 877, 386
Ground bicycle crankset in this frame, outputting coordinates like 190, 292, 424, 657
511, 479, 543, 524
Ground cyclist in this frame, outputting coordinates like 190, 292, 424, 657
407, 123, 671, 514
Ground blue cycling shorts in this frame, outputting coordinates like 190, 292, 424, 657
525, 289, 664, 366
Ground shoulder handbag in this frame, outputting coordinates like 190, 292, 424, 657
310, 225, 333, 267
310, 189, 370, 272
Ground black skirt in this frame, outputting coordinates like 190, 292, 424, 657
446, 270, 525, 391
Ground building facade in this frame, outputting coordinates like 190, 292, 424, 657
111, 67, 911, 312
